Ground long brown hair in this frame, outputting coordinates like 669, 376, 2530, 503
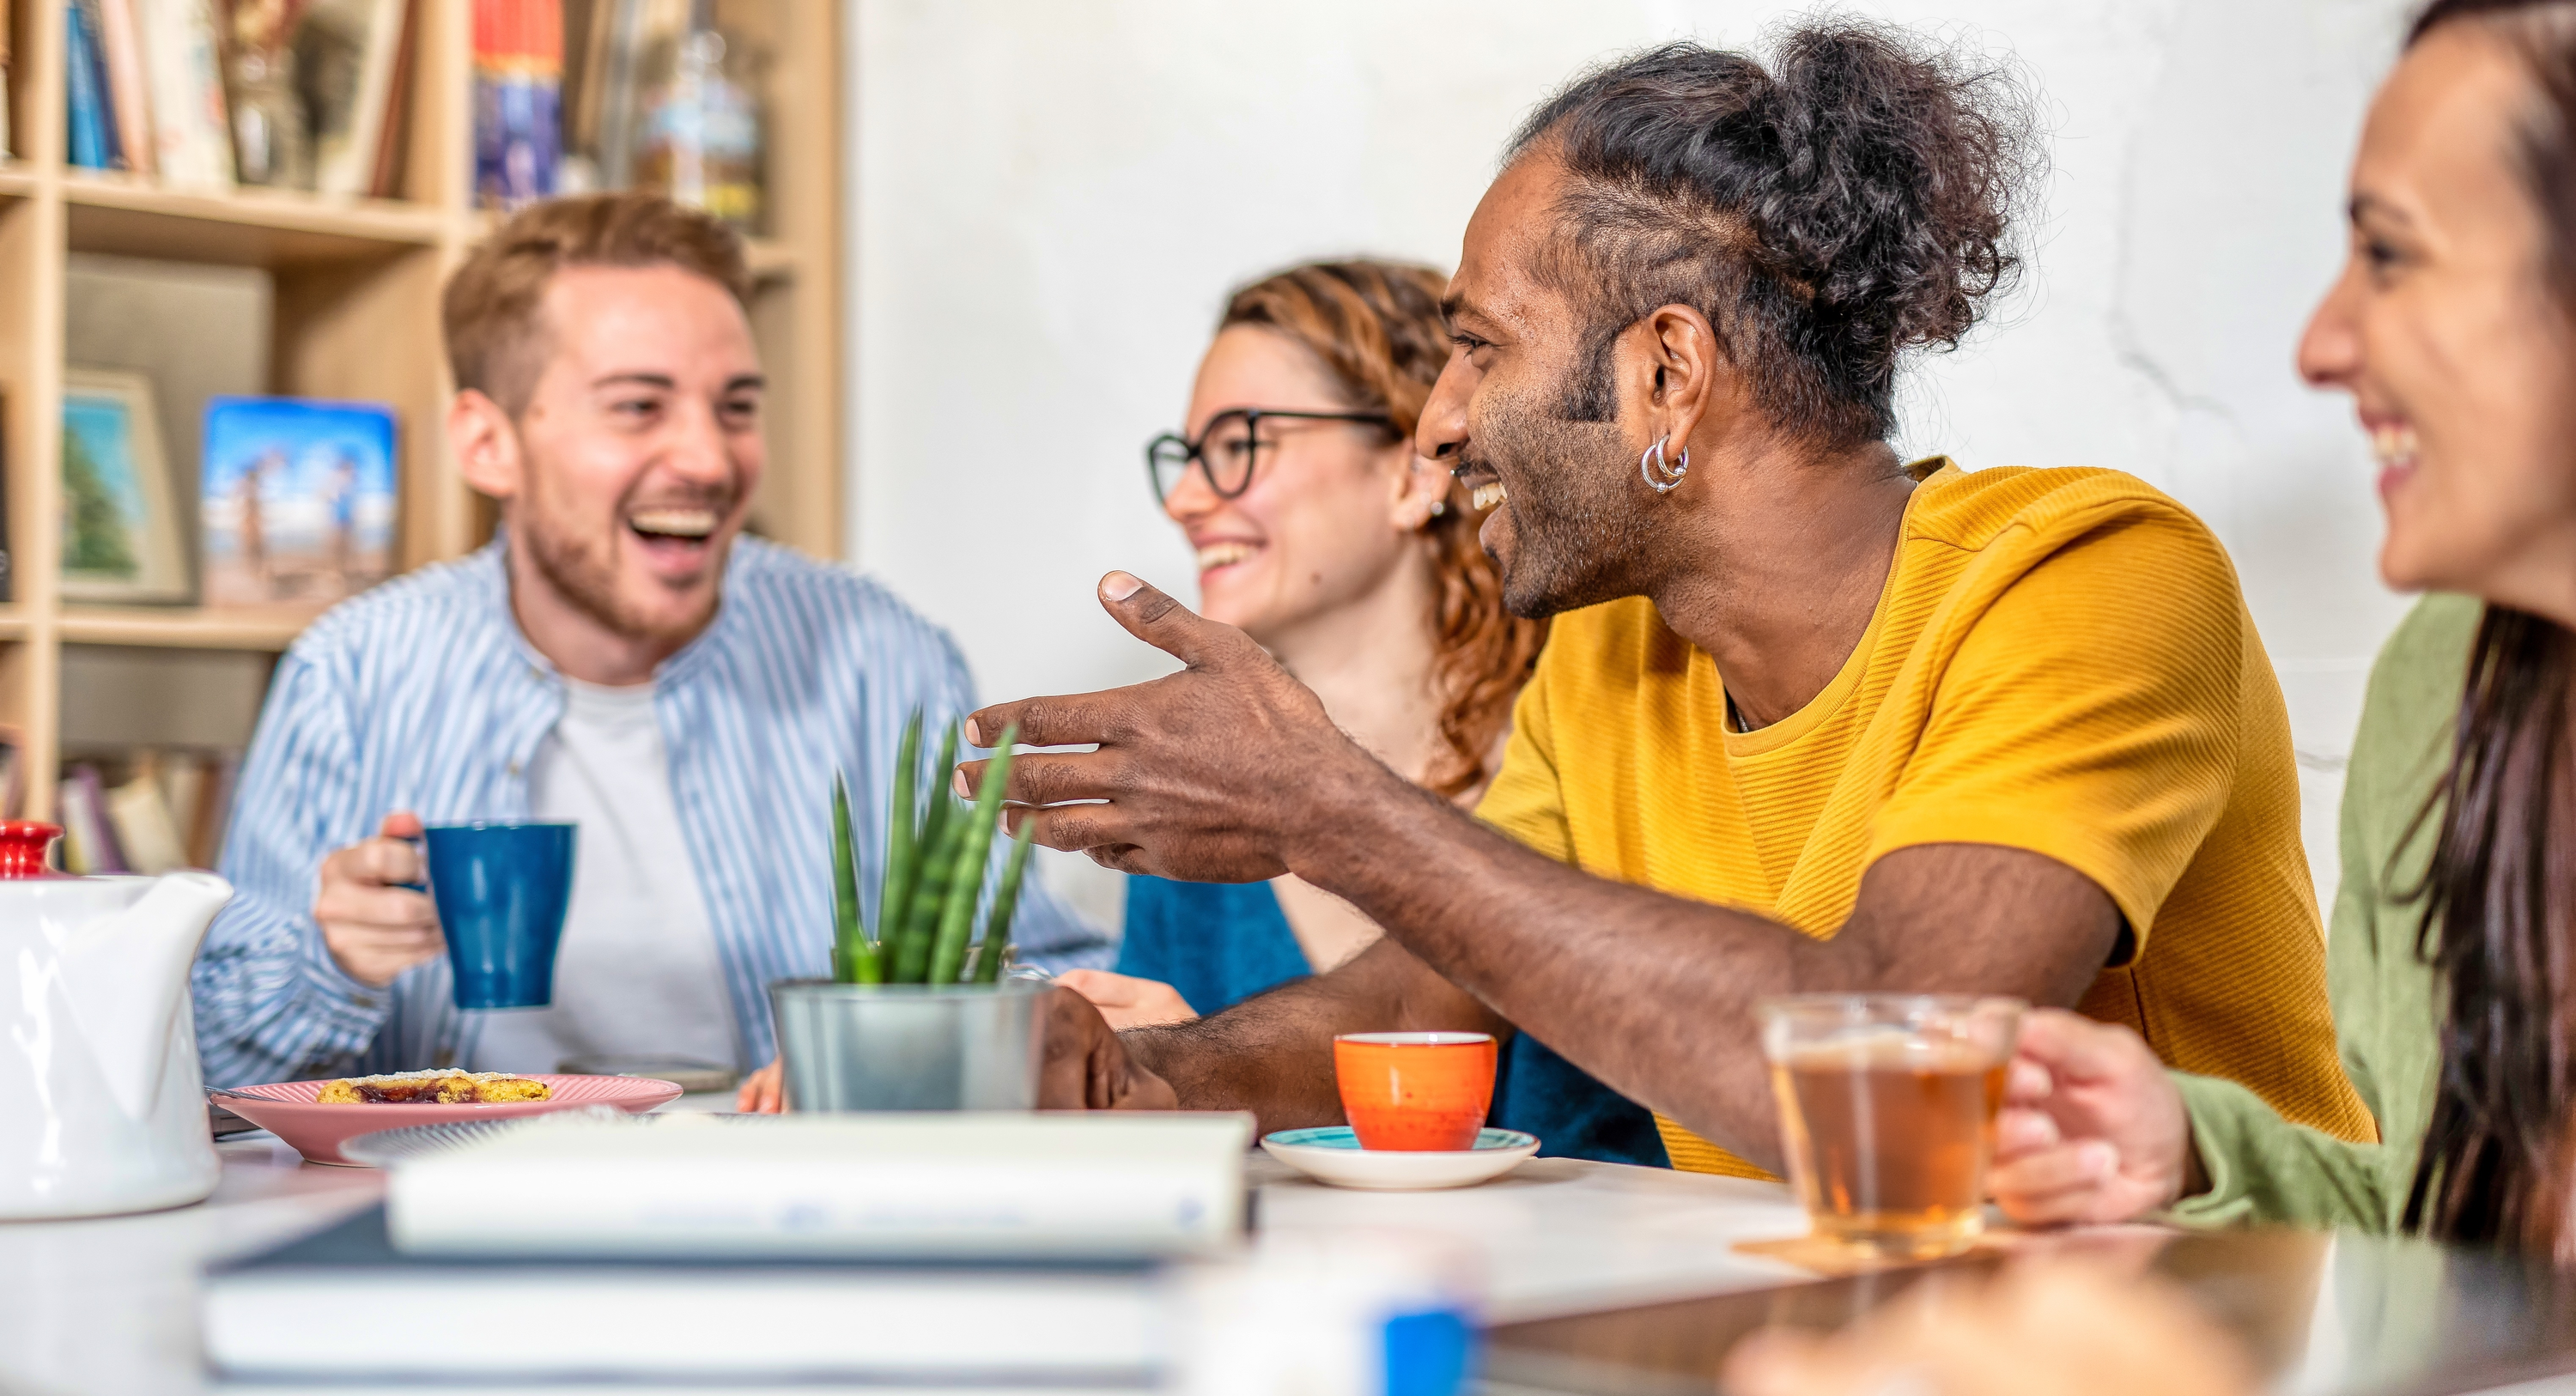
2402, 0, 2576, 1251
1218, 260, 1547, 798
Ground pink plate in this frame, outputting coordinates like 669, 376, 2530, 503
209, 1075, 684, 1166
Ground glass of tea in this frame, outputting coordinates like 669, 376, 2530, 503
1759, 994, 2025, 1259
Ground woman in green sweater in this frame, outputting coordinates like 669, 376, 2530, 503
1993, 0, 2576, 1255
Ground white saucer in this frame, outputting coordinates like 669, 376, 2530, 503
1261, 1126, 1540, 1191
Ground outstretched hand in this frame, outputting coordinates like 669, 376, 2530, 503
957, 572, 1396, 883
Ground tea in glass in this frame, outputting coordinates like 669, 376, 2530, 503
1759, 995, 2023, 1259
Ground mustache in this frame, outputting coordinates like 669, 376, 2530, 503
1448, 442, 1504, 483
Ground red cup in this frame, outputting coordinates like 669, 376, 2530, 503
1333, 1031, 1498, 1151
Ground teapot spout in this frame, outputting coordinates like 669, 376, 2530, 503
60, 871, 234, 1120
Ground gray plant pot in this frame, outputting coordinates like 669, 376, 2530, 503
769, 979, 1051, 1112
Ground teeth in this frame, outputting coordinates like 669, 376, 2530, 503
2371, 423, 2420, 469
1196, 542, 1255, 569
1471, 482, 1507, 511
631, 508, 719, 538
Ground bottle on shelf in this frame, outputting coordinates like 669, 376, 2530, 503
630, 0, 761, 230
226, 0, 313, 187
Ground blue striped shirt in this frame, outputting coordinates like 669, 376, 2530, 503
191, 538, 1110, 1086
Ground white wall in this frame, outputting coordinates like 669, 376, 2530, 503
849, 0, 2425, 925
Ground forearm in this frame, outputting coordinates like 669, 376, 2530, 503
1121, 937, 1507, 1135
1291, 796, 1801, 1165
1284, 785, 2111, 1172
191, 905, 390, 1086
2165, 1072, 2397, 1232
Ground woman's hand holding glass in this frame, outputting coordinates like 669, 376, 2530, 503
1989, 1009, 2202, 1225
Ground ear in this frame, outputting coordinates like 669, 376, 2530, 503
1616, 303, 1735, 461
1382, 443, 1453, 533
450, 389, 524, 501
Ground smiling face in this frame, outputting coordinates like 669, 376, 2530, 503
2300, 24, 2576, 619
474, 263, 766, 650
1164, 325, 1443, 646
1419, 154, 1654, 620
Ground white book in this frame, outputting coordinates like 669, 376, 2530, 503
131, 0, 233, 188
106, 768, 186, 874
390, 1111, 1255, 1261
204, 1205, 1167, 1383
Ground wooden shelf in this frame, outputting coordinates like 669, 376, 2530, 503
744, 237, 797, 281
58, 606, 324, 652
64, 175, 449, 267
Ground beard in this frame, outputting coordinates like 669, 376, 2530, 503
1465, 372, 1659, 621
518, 469, 738, 648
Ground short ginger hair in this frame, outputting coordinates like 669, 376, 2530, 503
441, 191, 752, 415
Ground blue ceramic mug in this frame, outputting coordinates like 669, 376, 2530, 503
423, 822, 576, 1010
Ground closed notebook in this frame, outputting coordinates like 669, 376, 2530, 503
204, 1205, 1167, 1383
389, 1110, 1255, 1260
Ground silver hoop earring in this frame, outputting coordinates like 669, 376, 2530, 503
1641, 436, 1691, 493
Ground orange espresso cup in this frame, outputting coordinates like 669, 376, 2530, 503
1333, 1031, 1499, 1151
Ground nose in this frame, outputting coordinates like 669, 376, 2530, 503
1162, 452, 1221, 525
668, 399, 738, 487
1416, 351, 1473, 468
2298, 263, 2365, 390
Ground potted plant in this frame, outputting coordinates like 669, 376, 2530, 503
769, 713, 1051, 1111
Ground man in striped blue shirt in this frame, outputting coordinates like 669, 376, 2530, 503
191, 193, 1107, 1088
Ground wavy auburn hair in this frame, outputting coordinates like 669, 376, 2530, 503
1218, 260, 1548, 799
2399, 0, 2576, 1253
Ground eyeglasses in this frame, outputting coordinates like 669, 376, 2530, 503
1145, 408, 1394, 506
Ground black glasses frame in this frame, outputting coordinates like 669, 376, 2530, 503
1145, 408, 1395, 505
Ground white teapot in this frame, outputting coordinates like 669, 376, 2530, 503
0, 822, 234, 1219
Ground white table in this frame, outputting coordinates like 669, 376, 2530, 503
0, 1121, 1814, 1395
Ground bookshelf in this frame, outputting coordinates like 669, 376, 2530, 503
0, 0, 844, 822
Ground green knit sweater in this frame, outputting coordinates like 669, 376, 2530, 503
2168, 592, 2478, 1231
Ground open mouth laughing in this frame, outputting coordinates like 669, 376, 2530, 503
1195, 541, 1258, 574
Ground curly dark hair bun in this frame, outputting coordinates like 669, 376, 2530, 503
1510, 20, 2041, 444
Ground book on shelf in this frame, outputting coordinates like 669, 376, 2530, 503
64, 0, 114, 170
132, 0, 234, 188
57, 762, 122, 873
472, 0, 562, 209
298, 0, 410, 197
366, 0, 416, 197
91, 0, 154, 175
0, 725, 25, 823
204, 1205, 1167, 1386
0, 0, 14, 157
58, 748, 236, 874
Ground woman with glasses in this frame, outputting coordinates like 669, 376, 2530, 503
1054, 258, 1668, 1166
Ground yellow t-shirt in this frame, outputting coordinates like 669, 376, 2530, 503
1476, 460, 2375, 1176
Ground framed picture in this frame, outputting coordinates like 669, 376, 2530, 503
61, 367, 192, 604
201, 396, 399, 608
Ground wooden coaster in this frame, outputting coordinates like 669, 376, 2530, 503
1736, 1223, 2178, 1278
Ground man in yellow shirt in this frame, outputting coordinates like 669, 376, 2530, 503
971, 27, 2372, 1174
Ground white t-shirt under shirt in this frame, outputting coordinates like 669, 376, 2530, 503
465, 676, 739, 1074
